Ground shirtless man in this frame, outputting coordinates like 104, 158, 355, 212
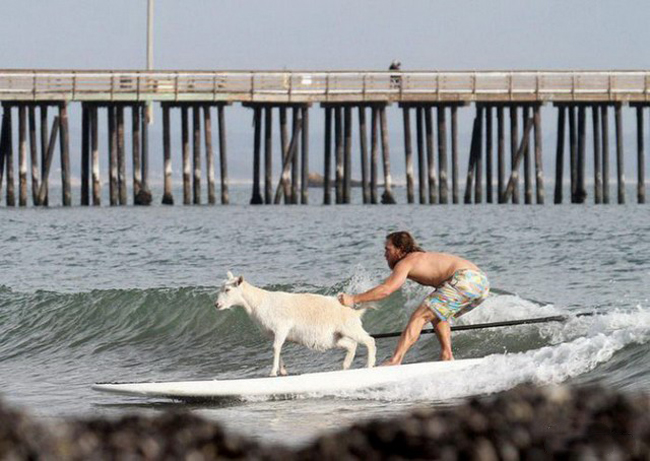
338, 231, 489, 364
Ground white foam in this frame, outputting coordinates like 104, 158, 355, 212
337, 311, 650, 403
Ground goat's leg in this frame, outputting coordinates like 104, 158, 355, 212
336, 337, 357, 370
271, 332, 288, 377
345, 328, 376, 368
279, 357, 288, 376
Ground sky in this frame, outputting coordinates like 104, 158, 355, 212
2, 1, 649, 185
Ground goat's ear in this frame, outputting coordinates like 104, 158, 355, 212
236, 276, 244, 286
227, 271, 234, 280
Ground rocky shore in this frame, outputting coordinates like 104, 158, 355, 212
2, 384, 649, 460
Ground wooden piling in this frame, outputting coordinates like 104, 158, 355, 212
370, 106, 379, 204
250, 106, 263, 205
379, 106, 396, 204
576, 105, 587, 204
193, 105, 202, 205
218, 105, 229, 205
534, 104, 544, 204
464, 111, 481, 204
497, 106, 506, 203
291, 106, 302, 205
203, 105, 216, 205
277, 107, 290, 204
108, 105, 118, 206
91, 105, 100, 206
274, 112, 302, 204
335, 106, 343, 204
592, 106, 602, 204
181, 106, 191, 205
140, 104, 151, 204
615, 103, 625, 204
37, 116, 60, 206
40, 105, 49, 206
425, 106, 437, 204
0, 112, 4, 200
28, 105, 39, 205
1, 105, 15, 206
402, 106, 415, 203
18, 105, 27, 207
416, 106, 426, 204
485, 105, 493, 203
358, 106, 369, 204
161, 104, 173, 205
132, 104, 142, 203
81, 104, 90, 206
439, 105, 450, 204
58, 103, 71, 207
343, 106, 352, 204
509, 106, 519, 204
568, 106, 577, 203
0, 108, 6, 199
601, 105, 610, 204
636, 106, 645, 204
301, 106, 309, 205
323, 107, 332, 205
554, 105, 566, 204
116, 105, 127, 205
522, 106, 532, 204
474, 104, 483, 203
264, 106, 273, 204
502, 117, 535, 203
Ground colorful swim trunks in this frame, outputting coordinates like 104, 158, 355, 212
424, 269, 490, 321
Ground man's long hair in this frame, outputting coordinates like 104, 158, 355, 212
386, 231, 424, 254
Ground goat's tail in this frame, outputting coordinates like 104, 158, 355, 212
353, 304, 378, 317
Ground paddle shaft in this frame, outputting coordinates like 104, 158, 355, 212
371, 312, 596, 339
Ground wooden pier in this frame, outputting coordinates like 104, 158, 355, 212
0, 69, 649, 206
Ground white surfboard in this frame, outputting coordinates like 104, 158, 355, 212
92, 358, 484, 400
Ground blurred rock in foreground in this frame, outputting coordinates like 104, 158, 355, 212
1, 384, 649, 460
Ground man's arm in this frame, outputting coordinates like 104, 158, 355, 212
338, 259, 411, 306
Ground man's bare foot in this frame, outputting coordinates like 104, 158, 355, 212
380, 358, 401, 366
440, 351, 454, 361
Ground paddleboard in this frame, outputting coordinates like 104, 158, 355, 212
92, 358, 484, 400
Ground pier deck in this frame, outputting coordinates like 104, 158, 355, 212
0, 70, 649, 104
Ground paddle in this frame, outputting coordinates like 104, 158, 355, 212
371, 312, 596, 339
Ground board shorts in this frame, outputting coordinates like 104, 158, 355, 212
423, 269, 490, 321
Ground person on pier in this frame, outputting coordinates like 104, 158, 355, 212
338, 231, 489, 363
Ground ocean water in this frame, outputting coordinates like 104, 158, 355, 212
1, 185, 649, 447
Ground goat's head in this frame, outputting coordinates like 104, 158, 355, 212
214, 271, 245, 311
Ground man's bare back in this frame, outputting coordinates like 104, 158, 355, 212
398, 252, 479, 288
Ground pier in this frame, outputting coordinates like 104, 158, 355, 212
0, 69, 649, 206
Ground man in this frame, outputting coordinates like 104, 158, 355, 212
338, 231, 489, 364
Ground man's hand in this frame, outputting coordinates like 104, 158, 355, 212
337, 293, 355, 307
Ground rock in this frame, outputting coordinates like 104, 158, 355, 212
1, 384, 649, 459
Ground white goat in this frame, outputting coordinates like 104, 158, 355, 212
214, 272, 376, 377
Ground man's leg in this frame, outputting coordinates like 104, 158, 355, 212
383, 302, 435, 366
431, 316, 454, 361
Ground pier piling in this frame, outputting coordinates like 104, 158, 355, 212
554, 105, 566, 204
358, 106, 369, 204
402, 106, 414, 204
28, 106, 39, 206
592, 106, 602, 204
18, 105, 27, 207
193, 105, 202, 205
425, 106, 437, 204
615, 103, 625, 204
91, 105, 100, 206
485, 105, 493, 204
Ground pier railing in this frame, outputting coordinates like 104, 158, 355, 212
0, 70, 649, 103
